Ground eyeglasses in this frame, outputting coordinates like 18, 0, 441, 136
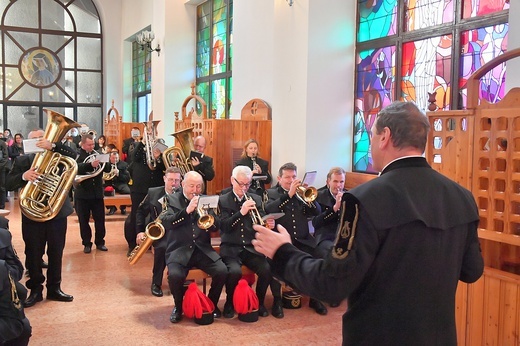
233, 177, 251, 188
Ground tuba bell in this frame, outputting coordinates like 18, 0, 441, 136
162, 127, 195, 175
19, 109, 80, 222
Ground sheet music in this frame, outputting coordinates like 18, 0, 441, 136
22, 139, 44, 154
302, 170, 317, 186
96, 153, 110, 163
197, 195, 219, 209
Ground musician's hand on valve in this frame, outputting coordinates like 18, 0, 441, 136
136, 232, 146, 245
252, 163, 261, 174
186, 195, 199, 214
114, 168, 120, 176
333, 190, 344, 212
253, 224, 292, 259
91, 159, 100, 168
240, 199, 255, 216
288, 179, 301, 198
22, 167, 40, 182
265, 218, 275, 230
153, 148, 161, 159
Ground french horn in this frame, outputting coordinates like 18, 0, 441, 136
19, 110, 80, 221
74, 150, 106, 186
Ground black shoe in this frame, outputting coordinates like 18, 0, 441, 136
97, 245, 108, 251
83, 246, 91, 254
47, 288, 74, 302
170, 307, 182, 323
41, 260, 49, 268
151, 284, 163, 297
309, 298, 328, 315
24, 288, 43, 308
213, 307, 222, 318
107, 207, 116, 215
272, 298, 284, 318
223, 302, 235, 318
258, 305, 269, 317
120, 208, 127, 215
329, 301, 340, 308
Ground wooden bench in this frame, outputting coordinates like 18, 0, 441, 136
104, 193, 132, 211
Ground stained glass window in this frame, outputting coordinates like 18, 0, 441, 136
196, 0, 232, 119
353, 0, 508, 173
132, 40, 152, 121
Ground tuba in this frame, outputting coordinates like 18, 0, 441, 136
19, 109, 80, 222
73, 149, 106, 185
162, 127, 195, 175
128, 198, 168, 265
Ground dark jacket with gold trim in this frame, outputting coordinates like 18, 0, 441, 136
312, 189, 343, 244
269, 157, 484, 345
218, 191, 264, 258
162, 191, 221, 266
235, 156, 272, 191
265, 185, 321, 249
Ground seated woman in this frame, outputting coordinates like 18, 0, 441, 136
234, 139, 272, 196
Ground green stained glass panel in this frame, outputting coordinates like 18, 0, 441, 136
212, 79, 226, 119
196, 82, 209, 117
357, 0, 397, 43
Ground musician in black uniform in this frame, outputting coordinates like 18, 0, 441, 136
313, 167, 346, 260
135, 167, 182, 297
234, 139, 272, 196
122, 127, 140, 164
191, 136, 215, 194
6, 129, 76, 307
265, 162, 328, 315
0, 139, 8, 210
125, 140, 165, 256
253, 102, 484, 345
103, 150, 131, 215
0, 225, 31, 345
75, 134, 108, 254
219, 166, 283, 319
162, 171, 227, 323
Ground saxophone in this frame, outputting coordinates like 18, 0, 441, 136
128, 197, 168, 265
19, 109, 80, 222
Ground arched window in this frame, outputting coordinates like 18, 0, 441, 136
0, 0, 103, 137
195, 0, 233, 119
353, 0, 509, 172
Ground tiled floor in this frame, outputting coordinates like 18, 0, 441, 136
5, 199, 343, 345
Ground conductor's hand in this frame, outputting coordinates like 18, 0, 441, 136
22, 166, 40, 182
252, 224, 291, 259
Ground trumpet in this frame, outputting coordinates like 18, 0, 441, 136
245, 193, 265, 226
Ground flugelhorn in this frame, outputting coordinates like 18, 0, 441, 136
128, 198, 168, 265
245, 193, 265, 226
196, 195, 215, 230
295, 184, 318, 208
19, 109, 80, 222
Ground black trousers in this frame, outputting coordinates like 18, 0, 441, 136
75, 198, 106, 247
0, 167, 5, 209
222, 249, 281, 306
22, 217, 67, 290
125, 191, 147, 249
151, 237, 167, 286
167, 247, 227, 309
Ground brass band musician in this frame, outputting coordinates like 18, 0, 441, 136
135, 166, 182, 297
234, 139, 272, 195
103, 149, 131, 215
6, 129, 76, 307
218, 166, 283, 319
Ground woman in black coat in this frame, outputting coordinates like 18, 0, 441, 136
234, 139, 272, 195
